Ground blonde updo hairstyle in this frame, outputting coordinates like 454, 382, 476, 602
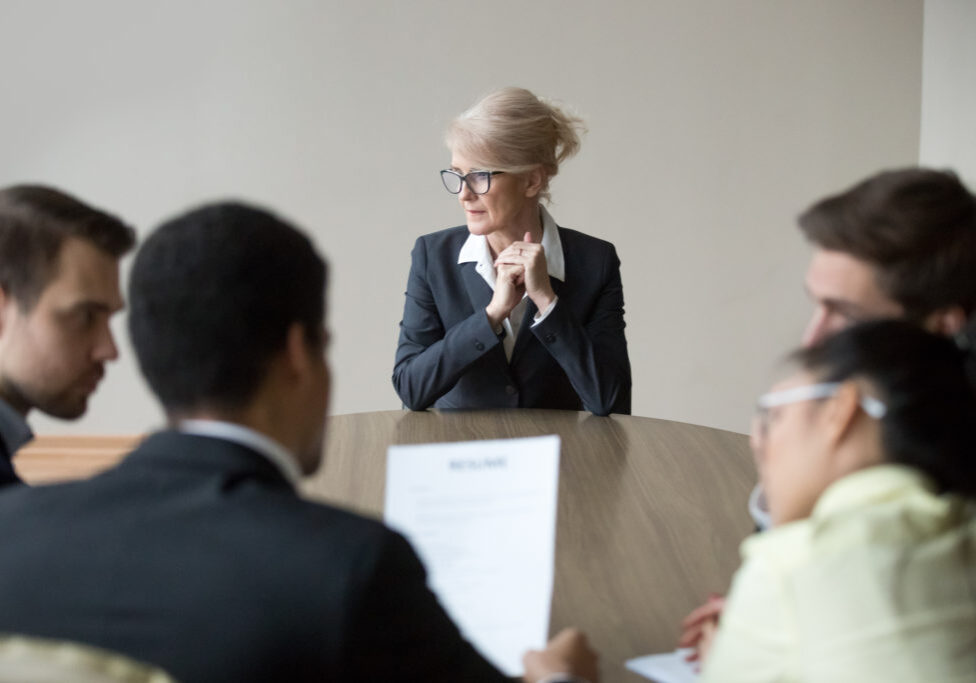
446, 87, 585, 204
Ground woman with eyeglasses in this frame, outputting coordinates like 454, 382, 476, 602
392, 87, 631, 415
693, 320, 976, 681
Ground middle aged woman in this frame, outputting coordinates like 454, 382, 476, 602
393, 87, 631, 416
695, 320, 976, 682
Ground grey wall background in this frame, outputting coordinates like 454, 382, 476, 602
2, 0, 926, 436
921, 0, 976, 185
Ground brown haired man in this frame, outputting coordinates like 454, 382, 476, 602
799, 167, 976, 344
680, 166, 976, 661
0, 185, 135, 486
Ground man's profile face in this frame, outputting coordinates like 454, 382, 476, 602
0, 237, 124, 418
801, 249, 904, 347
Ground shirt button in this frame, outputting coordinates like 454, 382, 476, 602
505, 385, 517, 395
475, 341, 485, 351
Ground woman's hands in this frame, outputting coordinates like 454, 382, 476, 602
678, 594, 726, 665
485, 231, 556, 327
485, 262, 526, 328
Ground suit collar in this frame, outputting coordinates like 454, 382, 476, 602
538, 206, 565, 281
0, 397, 32, 459
124, 431, 296, 491
0, 399, 30, 485
460, 261, 493, 312
457, 229, 491, 267
178, 420, 303, 487
0, 456, 21, 486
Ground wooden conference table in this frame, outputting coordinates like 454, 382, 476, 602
303, 409, 757, 683
19, 409, 757, 683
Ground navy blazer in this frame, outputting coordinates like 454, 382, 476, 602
394, 225, 631, 415
0, 431, 508, 683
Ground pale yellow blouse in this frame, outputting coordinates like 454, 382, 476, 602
702, 464, 976, 682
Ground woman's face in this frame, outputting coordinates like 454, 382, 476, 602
450, 149, 539, 238
752, 370, 836, 526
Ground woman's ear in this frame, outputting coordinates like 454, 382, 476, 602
820, 381, 861, 449
524, 166, 546, 198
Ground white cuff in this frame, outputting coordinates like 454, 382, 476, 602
531, 296, 559, 327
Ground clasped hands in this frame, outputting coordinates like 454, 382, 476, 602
485, 231, 556, 328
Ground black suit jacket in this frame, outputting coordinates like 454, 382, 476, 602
0, 398, 27, 487
393, 225, 631, 415
0, 431, 508, 683
0, 438, 20, 487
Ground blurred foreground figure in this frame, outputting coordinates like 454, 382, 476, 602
701, 321, 976, 681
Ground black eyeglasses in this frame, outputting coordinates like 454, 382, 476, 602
440, 169, 505, 195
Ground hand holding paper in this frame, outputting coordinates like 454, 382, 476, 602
524, 628, 599, 683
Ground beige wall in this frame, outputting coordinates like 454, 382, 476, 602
2, 0, 922, 436
920, 0, 976, 185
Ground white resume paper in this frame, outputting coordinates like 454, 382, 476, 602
384, 435, 561, 676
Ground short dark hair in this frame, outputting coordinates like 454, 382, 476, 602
128, 202, 327, 413
794, 320, 976, 497
798, 168, 976, 321
0, 184, 136, 310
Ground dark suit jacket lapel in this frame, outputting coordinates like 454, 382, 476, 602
0, 449, 21, 486
460, 262, 514, 372
510, 299, 538, 366
510, 277, 564, 366
459, 262, 492, 313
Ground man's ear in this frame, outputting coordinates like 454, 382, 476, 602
283, 322, 311, 379
0, 286, 13, 333
524, 166, 546, 199
924, 305, 967, 336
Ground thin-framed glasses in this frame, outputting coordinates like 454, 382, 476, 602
440, 169, 505, 195
754, 381, 887, 438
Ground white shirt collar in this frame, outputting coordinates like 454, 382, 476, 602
457, 205, 566, 282
177, 419, 303, 488
457, 229, 493, 272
